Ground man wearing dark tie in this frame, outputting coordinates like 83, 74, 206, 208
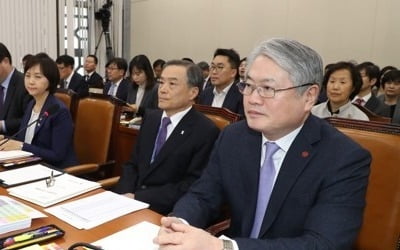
0, 43, 31, 135
56, 55, 88, 97
83, 54, 104, 89
115, 60, 220, 215
103, 57, 130, 102
198, 48, 244, 116
155, 38, 371, 250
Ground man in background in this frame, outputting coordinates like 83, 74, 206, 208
115, 60, 219, 215
198, 48, 243, 116
155, 38, 371, 250
153, 59, 165, 83
83, 54, 104, 89
0, 43, 31, 135
103, 57, 130, 102
56, 55, 88, 97
354, 62, 390, 117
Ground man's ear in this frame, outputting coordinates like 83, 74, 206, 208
370, 78, 377, 87
189, 86, 199, 101
304, 84, 320, 110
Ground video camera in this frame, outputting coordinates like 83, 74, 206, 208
95, 0, 112, 32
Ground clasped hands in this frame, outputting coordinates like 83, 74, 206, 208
153, 217, 223, 250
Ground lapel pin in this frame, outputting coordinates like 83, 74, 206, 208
181, 130, 185, 135
301, 151, 309, 158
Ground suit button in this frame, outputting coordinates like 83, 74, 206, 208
140, 185, 147, 189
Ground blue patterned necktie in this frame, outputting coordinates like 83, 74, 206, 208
152, 117, 171, 161
250, 142, 280, 238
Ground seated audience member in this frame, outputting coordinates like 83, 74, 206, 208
115, 60, 220, 215
154, 38, 371, 250
353, 62, 390, 117
198, 48, 244, 116
126, 55, 158, 117
0, 43, 31, 136
0, 54, 78, 168
56, 55, 88, 97
377, 69, 400, 122
152, 59, 165, 83
83, 54, 104, 89
197, 61, 211, 90
374, 65, 397, 96
238, 57, 247, 82
312, 61, 369, 121
103, 57, 130, 102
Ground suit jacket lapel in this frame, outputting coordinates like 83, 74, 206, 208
142, 109, 195, 179
258, 116, 321, 237
1, 71, 17, 117
241, 127, 264, 236
33, 96, 55, 137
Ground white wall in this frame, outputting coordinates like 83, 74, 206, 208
130, 0, 400, 68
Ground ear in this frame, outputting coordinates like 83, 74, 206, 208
304, 84, 320, 111
230, 68, 238, 79
370, 78, 377, 87
189, 86, 199, 101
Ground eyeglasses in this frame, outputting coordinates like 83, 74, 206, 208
237, 82, 314, 98
210, 65, 225, 73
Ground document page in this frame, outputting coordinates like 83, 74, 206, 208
45, 191, 149, 229
0, 150, 33, 161
92, 221, 159, 250
0, 164, 62, 187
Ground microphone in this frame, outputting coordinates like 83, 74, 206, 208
0, 104, 60, 147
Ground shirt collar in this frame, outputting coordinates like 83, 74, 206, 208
161, 105, 192, 128
262, 124, 304, 154
213, 81, 234, 95
353, 92, 371, 103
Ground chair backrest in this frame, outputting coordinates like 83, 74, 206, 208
354, 103, 392, 123
193, 104, 241, 130
54, 89, 78, 121
74, 97, 119, 165
326, 117, 400, 249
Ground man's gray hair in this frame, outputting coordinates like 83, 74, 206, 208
247, 38, 323, 94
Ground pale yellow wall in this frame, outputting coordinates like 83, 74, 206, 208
130, 0, 400, 68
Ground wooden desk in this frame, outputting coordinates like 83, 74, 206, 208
111, 125, 139, 177
0, 188, 162, 248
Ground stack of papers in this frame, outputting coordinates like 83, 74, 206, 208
92, 221, 159, 250
0, 165, 62, 187
0, 150, 33, 161
7, 174, 101, 207
0, 196, 46, 234
45, 191, 149, 229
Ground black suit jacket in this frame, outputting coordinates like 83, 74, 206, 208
115, 107, 220, 214
198, 82, 244, 116
364, 94, 390, 117
391, 98, 400, 124
103, 78, 130, 102
85, 71, 104, 89
61, 72, 89, 97
0, 69, 31, 135
173, 115, 371, 249
126, 82, 158, 116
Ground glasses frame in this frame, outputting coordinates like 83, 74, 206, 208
237, 82, 315, 98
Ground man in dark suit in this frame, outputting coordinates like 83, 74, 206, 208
56, 55, 89, 97
83, 54, 104, 89
198, 48, 244, 116
155, 38, 371, 250
353, 62, 390, 117
115, 60, 219, 215
0, 43, 31, 136
103, 57, 130, 102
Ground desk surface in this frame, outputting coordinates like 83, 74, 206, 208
0, 187, 162, 248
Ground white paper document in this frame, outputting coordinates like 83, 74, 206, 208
7, 174, 101, 207
0, 150, 33, 161
0, 164, 62, 187
92, 221, 159, 250
45, 191, 149, 229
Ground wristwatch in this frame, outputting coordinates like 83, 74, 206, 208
222, 239, 233, 250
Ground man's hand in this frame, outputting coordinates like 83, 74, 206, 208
154, 217, 223, 250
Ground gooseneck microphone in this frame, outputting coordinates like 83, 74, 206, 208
0, 104, 60, 147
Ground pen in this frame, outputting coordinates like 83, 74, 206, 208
3, 231, 63, 250
2, 227, 56, 247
